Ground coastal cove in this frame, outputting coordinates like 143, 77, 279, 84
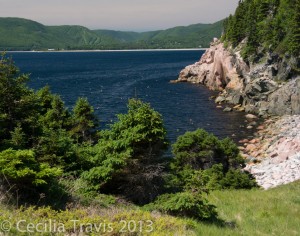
9, 50, 255, 144
1, 1, 300, 234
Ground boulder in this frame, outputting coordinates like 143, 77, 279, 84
245, 114, 258, 119
215, 96, 226, 103
223, 107, 232, 112
268, 77, 300, 115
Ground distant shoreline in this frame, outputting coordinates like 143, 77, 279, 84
4, 48, 208, 53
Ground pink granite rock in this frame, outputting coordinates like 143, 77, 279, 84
177, 43, 248, 91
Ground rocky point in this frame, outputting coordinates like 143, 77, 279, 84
175, 39, 300, 117
174, 39, 300, 189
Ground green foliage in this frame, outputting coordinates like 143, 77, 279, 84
220, 168, 257, 189
202, 164, 257, 190
0, 54, 99, 195
0, 149, 62, 187
0, 54, 37, 149
9, 124, 26, 149
147, 191, 217, 220
223, 0, 300, 57
289, 0, 300, 55
34, 128, 76, 167
147, 129, 255, 222
172, 129, 244, 174
71, 97, 98, 143
81, 99, 168, 204
170, 129, 255, 191
40, 95, 71, 130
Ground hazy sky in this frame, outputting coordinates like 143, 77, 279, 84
0, 0, 239, 31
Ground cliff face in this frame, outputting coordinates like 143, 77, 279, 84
177, 41, 300, 116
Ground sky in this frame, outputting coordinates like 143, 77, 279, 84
0, 0, 239, 31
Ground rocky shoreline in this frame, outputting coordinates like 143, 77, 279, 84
173, 40, 300, 189
174, 39, 300, 117
243, 115, 300, 189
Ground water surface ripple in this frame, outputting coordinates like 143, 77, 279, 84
9, 51, 251, 143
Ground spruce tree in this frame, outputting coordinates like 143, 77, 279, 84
289, 0, 300, 55
72, 97, 98, 143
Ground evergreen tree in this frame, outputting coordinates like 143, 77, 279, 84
289, 0, 300, 55
40, 95, 71, 130
223, 0, 300, 57
71, 97, 98, 143
81, 99, 168, 204
257, 0, 270, 22
243, 1, 259, 57
9, 123, 26, 148
36, 86, 55, 114
0, 54, 38, 149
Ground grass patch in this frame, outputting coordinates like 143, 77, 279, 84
195, 181, 300, 235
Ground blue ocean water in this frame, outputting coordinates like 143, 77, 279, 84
9, 50, 251, 143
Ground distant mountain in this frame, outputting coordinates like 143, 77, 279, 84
0, 17, 223, 50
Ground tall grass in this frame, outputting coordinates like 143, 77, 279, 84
195, 181, 300, 235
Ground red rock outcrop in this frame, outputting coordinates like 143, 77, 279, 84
176, 40, 300, 116
177, 41, 248, 91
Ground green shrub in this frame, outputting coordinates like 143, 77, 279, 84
172, 129, 244, 174
202, 164, 257, 190
220, 168, 257, 189
0, 149, 62, 187
147, 191, 217, 220
170, 129, 256, 191
81, 99, 168, 204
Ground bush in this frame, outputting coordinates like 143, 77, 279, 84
172, 129, 244, 174
220, 168, 257, 189
202, 164, 257, 190
0, 149, 62, 187
170, 129, 256, 191
81, 99, 168, 204
147, 191, 217, 220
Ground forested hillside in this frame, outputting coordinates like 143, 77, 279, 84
0, 18, 120, 50
95, 20, 223, 49
222, 0, 300, 58
0, 18, 223, 50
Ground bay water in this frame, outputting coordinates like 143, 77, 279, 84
9, 50, 251, 144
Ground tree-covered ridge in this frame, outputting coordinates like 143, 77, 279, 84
222, 0, 300, 57
0, 17, 223, 50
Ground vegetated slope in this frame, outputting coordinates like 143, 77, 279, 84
93, 29, 142, 43
0, 18, 118, 50
47, 25, 120, 49
0, 17, 223, 50
95, 20, 224, 49
222, 0, 300, 58
145, 20, 224, 48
